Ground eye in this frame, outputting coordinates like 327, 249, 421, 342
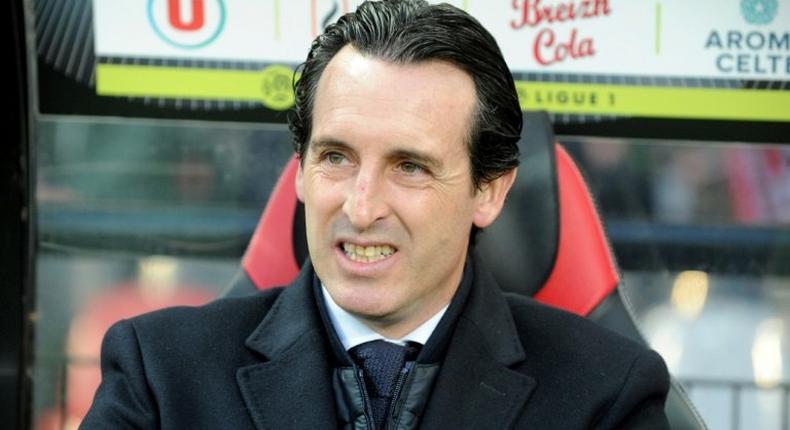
398, 161, 426, 175
325, 152, 346, 165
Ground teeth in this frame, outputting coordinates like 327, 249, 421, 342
342, 243, 395, 263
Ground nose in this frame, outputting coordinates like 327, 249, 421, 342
342, 167, 390, 231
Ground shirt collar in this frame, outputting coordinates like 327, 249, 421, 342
321, 285, 449, 351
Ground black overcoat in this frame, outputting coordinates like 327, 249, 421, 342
81, 255, 670, 429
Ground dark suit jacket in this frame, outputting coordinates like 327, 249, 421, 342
81, 256, 670, 429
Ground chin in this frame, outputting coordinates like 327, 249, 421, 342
333, 285, 400, 319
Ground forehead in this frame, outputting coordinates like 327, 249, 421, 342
310, 45, 477, 157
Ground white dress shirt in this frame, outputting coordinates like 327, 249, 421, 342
321, 285, 449, 350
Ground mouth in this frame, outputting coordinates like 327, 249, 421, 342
340, 242, 397, 263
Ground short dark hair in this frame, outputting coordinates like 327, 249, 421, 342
289, 0, 521, 189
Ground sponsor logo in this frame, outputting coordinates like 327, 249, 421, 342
147, 0, 226, 49
259, 65, 296, 110
704, 0, 788, 76
741, 0, 778, 25
511, 0, 611, 66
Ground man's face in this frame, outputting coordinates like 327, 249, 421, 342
296, 45, 513, 337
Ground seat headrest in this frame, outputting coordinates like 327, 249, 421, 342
476, 110, 559, 296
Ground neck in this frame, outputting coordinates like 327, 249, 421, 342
354, 296, 453, 340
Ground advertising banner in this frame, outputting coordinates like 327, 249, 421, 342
93, 0, 789, 81
35, 0, 790, 138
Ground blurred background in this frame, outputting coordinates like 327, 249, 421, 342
7, 0, 790, 429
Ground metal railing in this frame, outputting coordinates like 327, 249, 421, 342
681, 377, 790, 430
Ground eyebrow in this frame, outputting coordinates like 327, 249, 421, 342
388, 149, 442, 171
309, 137, 443, 170
309, 138, 351, 154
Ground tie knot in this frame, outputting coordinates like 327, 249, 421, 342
349, 341, 420, 393
348, 340, 421, 429
350, 339, 421, 359
349, 341, 419, 376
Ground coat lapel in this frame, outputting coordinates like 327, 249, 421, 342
420, 255, 537, 429
233, 254, 537, 429
236, 265, 337, 430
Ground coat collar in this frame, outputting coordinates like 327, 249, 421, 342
419, 251, 536, 428
236, 252, 536, 429
242, 264, 323, 358
458, 251, 528, 365
236, 263, 337, 430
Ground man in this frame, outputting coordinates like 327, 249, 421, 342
83, 1, 670, 428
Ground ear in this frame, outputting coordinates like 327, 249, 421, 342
473, 168, 517, 229
295, 160, 305, 203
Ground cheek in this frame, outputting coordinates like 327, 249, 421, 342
305, 174, 344, 210
303, 177, 350, 241
395, 190, 476, 242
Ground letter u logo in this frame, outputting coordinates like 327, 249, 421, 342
168, 0, 205, 31
148, 0, 226, 49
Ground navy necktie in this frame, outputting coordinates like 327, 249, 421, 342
349, 340, 421, 429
